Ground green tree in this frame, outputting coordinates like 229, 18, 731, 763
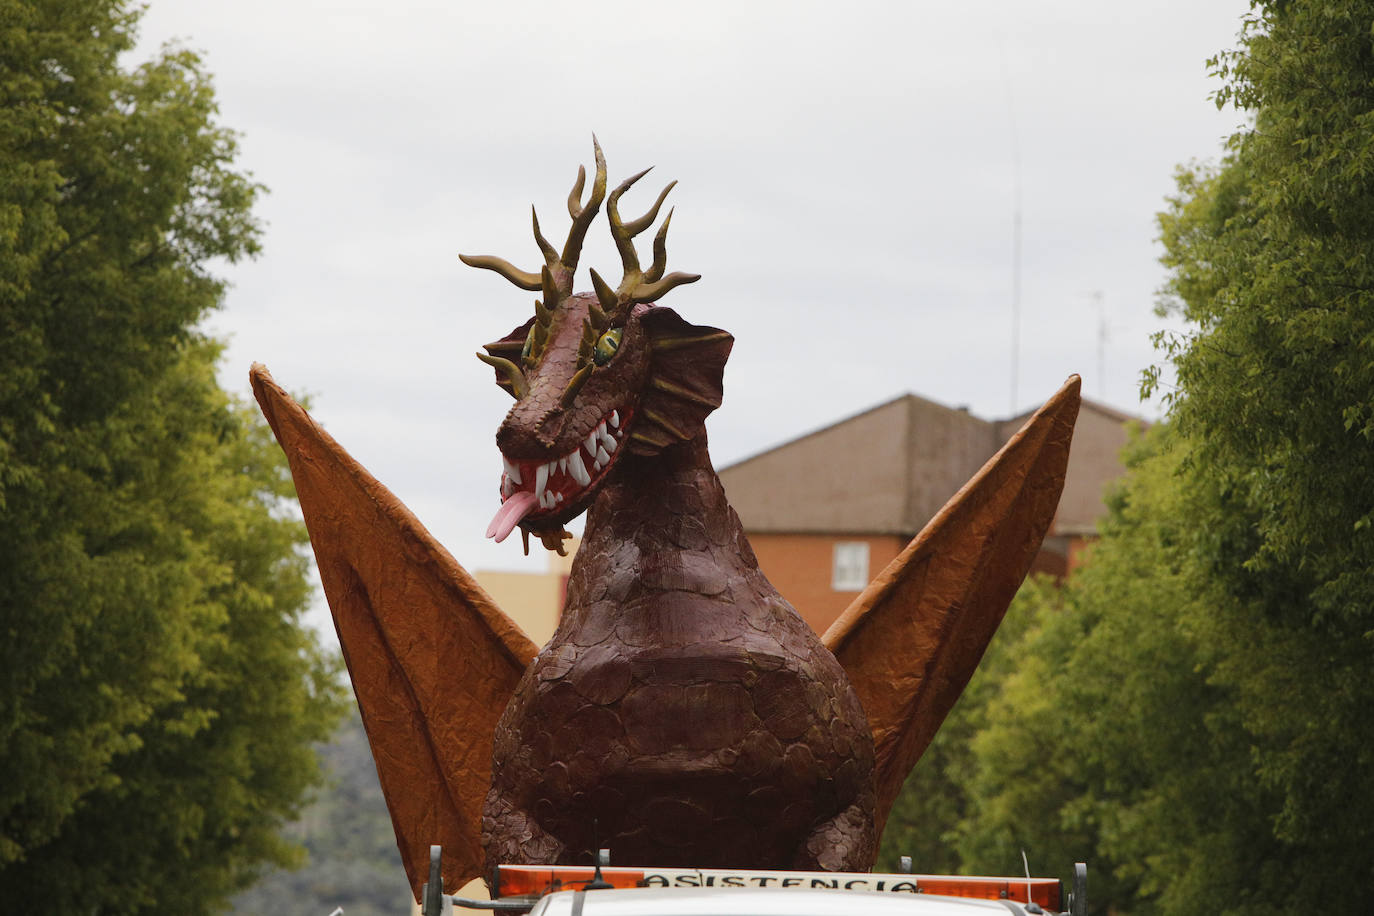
955, 2, 1374, 913
1148, 0, 1374, 903
956, 432, 1283, 915
0, 1, 344, 911
876, 575, 1131, 914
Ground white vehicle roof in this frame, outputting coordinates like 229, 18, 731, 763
525, 886, 1030, 916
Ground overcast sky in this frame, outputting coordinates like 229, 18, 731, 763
134, 0, 1252, 597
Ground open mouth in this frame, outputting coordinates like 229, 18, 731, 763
485, 408, 632, 543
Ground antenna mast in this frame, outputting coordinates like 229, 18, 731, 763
1001, 43, 1022, 415
1011, 189, 1022, 414
1093, 290, 1107, 399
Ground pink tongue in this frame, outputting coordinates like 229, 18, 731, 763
486, 490, 539, 543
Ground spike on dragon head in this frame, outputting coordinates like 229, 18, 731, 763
463, 139, 733, 554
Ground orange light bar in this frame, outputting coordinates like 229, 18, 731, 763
495, 865, 1061, 910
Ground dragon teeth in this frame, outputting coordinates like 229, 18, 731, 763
567, 450, 590, 486
535, 463, 549, 503
519, 410, 626, 509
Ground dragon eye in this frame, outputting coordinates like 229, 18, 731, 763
593, 328, 622, 366
522, 325, 536, 362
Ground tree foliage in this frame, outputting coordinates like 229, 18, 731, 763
1147, 0, 1374, 898
954, 433, 1290, 916
0, 1, 344, 911
879, 3, 1374, 911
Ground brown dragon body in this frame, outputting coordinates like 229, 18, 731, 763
248, 140, 1080, 901
483, 431, 876, 870
466, 144, 875, 870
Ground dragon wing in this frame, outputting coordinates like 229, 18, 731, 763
250, 365, 538, 900
822, 375, 1081, 836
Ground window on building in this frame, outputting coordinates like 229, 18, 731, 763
832, 541, 870, 591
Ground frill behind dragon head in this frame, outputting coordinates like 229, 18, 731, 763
463, 139, 733, 555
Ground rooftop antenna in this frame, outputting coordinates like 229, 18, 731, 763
999, 37, 1023, 415
584, 818, 612, 891
585, 847, 612, 891
1090, 290, 1107, 399
1020, 849, 1044, 914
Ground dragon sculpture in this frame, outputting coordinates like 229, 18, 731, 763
249, 140, 1080, 901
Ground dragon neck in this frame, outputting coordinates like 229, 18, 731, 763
559, 430, 762, 627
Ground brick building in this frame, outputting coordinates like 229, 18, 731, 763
717, 393, 1142, 635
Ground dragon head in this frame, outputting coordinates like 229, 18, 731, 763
463, 140, 733, 554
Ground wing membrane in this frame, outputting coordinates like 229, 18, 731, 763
251, 364, 537, 898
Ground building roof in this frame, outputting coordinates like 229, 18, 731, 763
717, 391, 1143, 538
